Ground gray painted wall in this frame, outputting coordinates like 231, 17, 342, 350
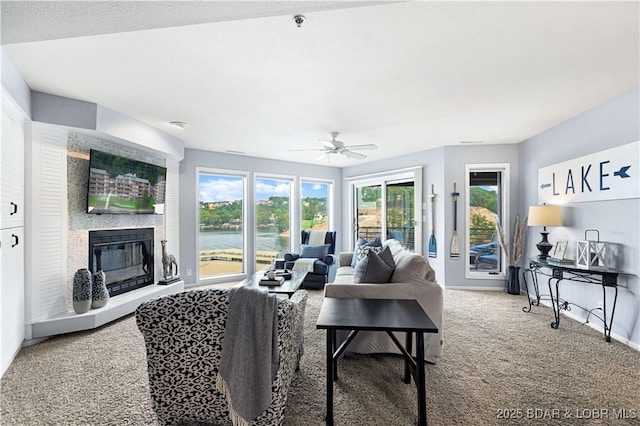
519, 86, 640, 348
29, 92, 185, 160
442, 144, 520, 289
31, 91, 98, 129
341, 143, 520, 289
1, 48, 31, 116
178, 149, 342, 285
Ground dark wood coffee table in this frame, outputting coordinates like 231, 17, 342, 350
316, 297, 438, 426
238, 270, 307, 298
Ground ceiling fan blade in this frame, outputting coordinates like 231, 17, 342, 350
319, 140, 335, 149
343, 144, 378, 150
314, 152, 329, 161
289, 148, 326, 152
342, 150, 366, 160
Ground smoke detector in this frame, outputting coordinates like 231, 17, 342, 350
293, 15, 305, 27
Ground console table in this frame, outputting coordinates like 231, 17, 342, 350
523, 258, 626, 342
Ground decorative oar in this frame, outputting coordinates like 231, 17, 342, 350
428, 184, 437, 258
450, 182, 460, 259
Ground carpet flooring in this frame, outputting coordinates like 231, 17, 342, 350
1, 288, 639, 425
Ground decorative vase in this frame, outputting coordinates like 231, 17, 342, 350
91, 270, 110, 309
507, 265, 521, 295
73, 268, 92, 314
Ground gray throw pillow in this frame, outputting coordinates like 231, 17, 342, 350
299, 244, 331, 260
378, 245, 395, 269
351, 237, 382, 267
353, 246, 395, 283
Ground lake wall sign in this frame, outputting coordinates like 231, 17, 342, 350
538, 141, 639, 204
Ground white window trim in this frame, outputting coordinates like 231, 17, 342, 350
464, 163, 510, 280
253, 173, 296, 272
300, 177, 335, 240
195, 167, 249, 284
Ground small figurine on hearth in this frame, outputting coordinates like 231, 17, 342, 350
160, 239, 179, 284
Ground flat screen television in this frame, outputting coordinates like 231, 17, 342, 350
87, 149, 167, 214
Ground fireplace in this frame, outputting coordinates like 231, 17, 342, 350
88, 228, 154, 297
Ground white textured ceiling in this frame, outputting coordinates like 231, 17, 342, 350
2, 1, 639, 167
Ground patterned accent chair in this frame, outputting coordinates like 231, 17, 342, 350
284, 230, 337, 290
135, 288, 308, 426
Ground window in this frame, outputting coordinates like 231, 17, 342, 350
197, 169, 247, 282
465, 164, 509, 278
349, 167, 422, 252
301, 179, 332, 231
255, 176, 293, 271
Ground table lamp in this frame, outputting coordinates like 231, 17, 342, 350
528, 204, 563, 261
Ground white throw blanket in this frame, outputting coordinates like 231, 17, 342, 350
308, 231, 326, 245
292, 258, 317, 272
216, 286, 279, 426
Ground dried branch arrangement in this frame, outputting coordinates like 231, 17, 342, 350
494, 214, 528, 266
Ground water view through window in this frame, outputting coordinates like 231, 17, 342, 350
198, 171, 332, 281
255, 177, 292, 271
301, 180, 330, 231
198, 172, 246, 280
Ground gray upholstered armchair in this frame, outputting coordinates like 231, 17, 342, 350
284, 230, 337, 290
135, 288, 308, 426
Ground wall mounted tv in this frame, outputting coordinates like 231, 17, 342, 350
87, 149, 167, 215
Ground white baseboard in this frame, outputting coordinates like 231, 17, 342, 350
530, 296, 639, 351
446, 285, 508, 291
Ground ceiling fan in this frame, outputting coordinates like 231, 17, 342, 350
290, 132, 378, 161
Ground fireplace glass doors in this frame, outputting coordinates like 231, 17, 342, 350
88, 228, 154, 296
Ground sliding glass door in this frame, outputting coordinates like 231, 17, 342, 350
386, 181, 415, 250
355, 184, 382, 242
350, 168, 422, 252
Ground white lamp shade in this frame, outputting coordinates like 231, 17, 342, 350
528, 205, 563, 227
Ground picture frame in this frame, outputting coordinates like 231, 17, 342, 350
550, 239, 568, 260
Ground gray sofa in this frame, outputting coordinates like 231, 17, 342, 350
324, 239, 444, 364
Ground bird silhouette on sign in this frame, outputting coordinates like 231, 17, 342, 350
614, 165, 631, 179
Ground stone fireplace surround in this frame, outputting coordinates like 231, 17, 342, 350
26, 130, 183, 341
66, 132, 165, 297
